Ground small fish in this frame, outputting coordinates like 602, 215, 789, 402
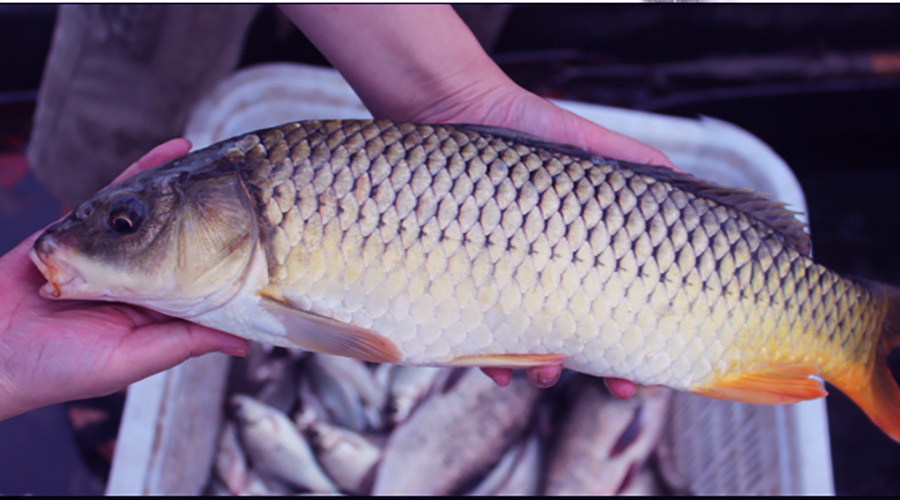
205, 475, 233, 497
231, 343, 297, 394
466, 427, 542, 496
617, 466, 661, 496
493, 429, 542, 496
305, 417, 382, 494
296, 378, 334, 429
305, 355, 375, 432
464, 438, 525, 496
372, 369, 540, 495
386, 365, 443, 425
234, 470, 296, 496
30, 119, 900, 442
544, 380, 670, 495
214, 422, 250, 495
312, 354, 387, 428
230, 394, 338, 493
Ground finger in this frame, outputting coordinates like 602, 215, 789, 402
515, 93, 678, 170
580, 126, 677, 170
526, 365, 562, 388
480, 367, 512, 387
555, 112, 678, 170
604, 377, 638, 399
106, 321, 249, 387
110, 138, 192, 185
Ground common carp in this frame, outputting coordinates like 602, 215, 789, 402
29, 119, 900, 442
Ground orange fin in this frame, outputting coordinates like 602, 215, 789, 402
829, 281, 900, 444
692, 363, 827, 405
444, 353, 569, 368
258, 295, 402, 363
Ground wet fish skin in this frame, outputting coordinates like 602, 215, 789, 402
230, 394, 338, 493
306, 355, 374, 432
465, 437, 525, 496
386, 365, 443, 425
305, 417, 382, 494
494, 428, 542, 496
372, 369, 540, 495
214, 421, 250, 495
311, 354, 386, 429
30, 119, 900, 442
618, 466, 662, 496
467, 427, 542, 496
236, 470, 296, 496
544, 380, 670, 495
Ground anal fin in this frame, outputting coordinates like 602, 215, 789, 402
445, 353, 569, 368
258, 295, 402, 363
692, 363, 827, 405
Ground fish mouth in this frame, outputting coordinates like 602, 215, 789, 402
28, 236, 87, 299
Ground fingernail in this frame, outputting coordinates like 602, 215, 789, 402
220, 341, 249, 357
535, 368, 559, 388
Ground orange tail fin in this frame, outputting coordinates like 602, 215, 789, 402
830, 282, 900, 444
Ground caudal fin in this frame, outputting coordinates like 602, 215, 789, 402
831, 282, 900, 443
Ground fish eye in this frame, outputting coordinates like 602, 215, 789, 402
108, 196, 145, 235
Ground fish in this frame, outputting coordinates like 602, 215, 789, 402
372, 369, 540, 495
214, 421, 251, 495
232, 470, 296, 496
29, 119, 900, 442
303, 415, 382, 494
544, 380, 670, 495
493, 428, 543, 496
230, 394, 338, 493
305, 355, 377, 432
466, 427, 542, 496
617, 466, 662, 496
385, 365, 443, 425
310, 354, 387, 429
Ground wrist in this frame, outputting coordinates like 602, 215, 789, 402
281, 4, 514, 122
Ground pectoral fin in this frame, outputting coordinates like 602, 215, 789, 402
259, 296, 402, 363
445, 353, 569, 368
692, 363, 827, 405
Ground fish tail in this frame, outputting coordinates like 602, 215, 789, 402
829, 281, 900, 443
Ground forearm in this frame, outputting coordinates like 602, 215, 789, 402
279, 4, 514, 120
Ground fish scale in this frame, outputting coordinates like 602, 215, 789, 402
224, 120, 880, 389
31, 119, 900, 443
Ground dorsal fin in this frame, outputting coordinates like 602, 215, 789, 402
455, 123, 811, 256
620, 161, 811, 256
455, 124, 595, 161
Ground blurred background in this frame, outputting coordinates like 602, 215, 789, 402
1, 3, 899, 495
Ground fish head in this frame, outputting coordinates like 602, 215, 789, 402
231, 394, 275, 427
29, 158, 259, 317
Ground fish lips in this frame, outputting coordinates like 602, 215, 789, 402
29, 232, 92, 300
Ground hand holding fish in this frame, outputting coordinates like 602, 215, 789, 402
0, 140, 250, 421
0, 138, 631, 422
283, 4, 673, 396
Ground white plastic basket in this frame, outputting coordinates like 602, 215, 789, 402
107, 62, 833, 495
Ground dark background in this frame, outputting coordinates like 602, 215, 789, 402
1, 4, 899, 495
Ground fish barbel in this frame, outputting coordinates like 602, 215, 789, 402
29, 119, 900, 442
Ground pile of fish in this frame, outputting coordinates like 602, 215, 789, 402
204, 344, 673, 496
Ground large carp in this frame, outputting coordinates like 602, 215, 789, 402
29, 120, 900, 442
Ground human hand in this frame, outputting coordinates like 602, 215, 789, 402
0, 139, 250, 421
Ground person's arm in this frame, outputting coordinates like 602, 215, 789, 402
281, 5, 667, 395
279, 5, 672, 167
